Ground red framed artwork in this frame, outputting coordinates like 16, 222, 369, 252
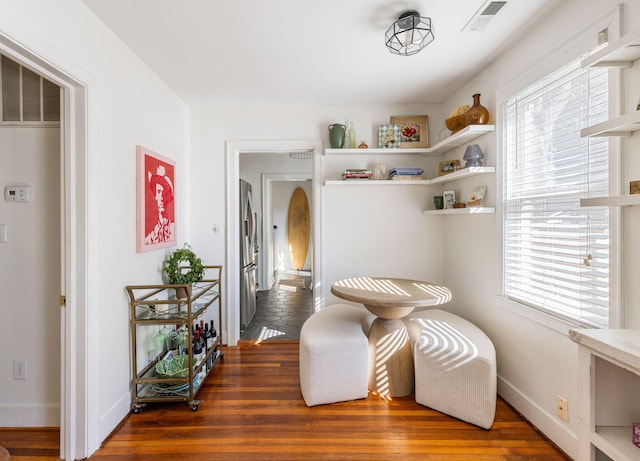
136, 145, 176, 252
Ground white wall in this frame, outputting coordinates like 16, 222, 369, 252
0, 0, 190, 455
0, 127, 60, 426
190, 104, 445, 312
441, 0, 640, 458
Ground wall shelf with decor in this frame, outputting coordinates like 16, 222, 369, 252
324, 124, 495, 157
422, 207, 495, 215
580, 27, 640, 68
581, 195, 640, 207
428, 125, 495, 156
323, 167, 494, 187
429, 166, 495, 185
324, 179, 431, 186
324, 147, 433, 156
422, 167, 495, 214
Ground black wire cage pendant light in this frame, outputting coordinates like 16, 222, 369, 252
385, 10, 434, 56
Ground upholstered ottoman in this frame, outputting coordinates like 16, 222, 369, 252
406, 309, 497, 429
299, 303, 376, 406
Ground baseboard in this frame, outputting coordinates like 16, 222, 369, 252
498, 375, 577, 460
98, 390, 131, 446
0, 403, 59, 427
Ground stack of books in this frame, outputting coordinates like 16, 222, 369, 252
342, 169, 373, 180
388, 167, 424, 180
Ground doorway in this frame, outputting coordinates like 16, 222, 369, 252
0, 35, 90, 460
240, 173, 313, 341
225, 140, 323, 346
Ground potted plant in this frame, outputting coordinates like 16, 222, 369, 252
163, 243, 205, 298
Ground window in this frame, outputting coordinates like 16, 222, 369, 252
502, 58, 610, 328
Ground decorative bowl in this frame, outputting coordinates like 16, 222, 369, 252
155, 355, 197, 379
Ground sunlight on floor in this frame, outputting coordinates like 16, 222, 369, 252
257, 325, 287, 341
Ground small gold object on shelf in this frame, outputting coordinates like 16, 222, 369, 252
631, 180, 640, 194
445, 104, 470, 133
358, 141, 368, 149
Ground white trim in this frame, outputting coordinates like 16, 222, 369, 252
225, 139, 323, 346
0, 31, 90, 460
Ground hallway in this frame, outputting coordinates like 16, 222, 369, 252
240, 272, 313, 341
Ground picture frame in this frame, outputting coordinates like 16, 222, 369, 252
378, 124, 402, 148
443, 190, 456, 209
438, 159, 460, 176
390, 115, 429, 148
136, 145, 177, 252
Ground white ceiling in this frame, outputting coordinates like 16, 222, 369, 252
81, 0, 559, 107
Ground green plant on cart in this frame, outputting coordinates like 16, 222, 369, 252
163, 243, 205, 285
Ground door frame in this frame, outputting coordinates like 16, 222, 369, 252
225, 140, 322, 346
0, 32, 90, 460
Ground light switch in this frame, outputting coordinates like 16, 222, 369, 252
0, 224, 6, 243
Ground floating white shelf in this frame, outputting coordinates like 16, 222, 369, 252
324, 124, 495, 157
580, 195, 640, 207
429, 166, 495, 185
581, 27, 640, 68
422, 207, 495, 215
324, 147, 431, 156
428, 125, 495, 155
581, 110, 640, 138
324, 166, 495, 186
324, 179, 431, 186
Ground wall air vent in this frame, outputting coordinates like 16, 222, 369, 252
462, 1, 507, 31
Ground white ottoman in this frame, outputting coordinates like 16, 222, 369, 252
406, 309, 497, 429
299, 303, 376, 406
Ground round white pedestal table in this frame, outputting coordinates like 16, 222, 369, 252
331, 277, 452, 397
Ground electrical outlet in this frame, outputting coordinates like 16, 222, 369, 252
13, 359, 27, 380
557, 395, 568, 421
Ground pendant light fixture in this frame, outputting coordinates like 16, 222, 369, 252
385, 10, 434, 56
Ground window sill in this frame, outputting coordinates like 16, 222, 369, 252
496, 295, 580, 336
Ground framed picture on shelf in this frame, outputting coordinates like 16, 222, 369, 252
443, 190, 456, 209
136, 145, 177, 252
390, 115, 429, 148
438, 159, 460, 176
378, 124, 402, 148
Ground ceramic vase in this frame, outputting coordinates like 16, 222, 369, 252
328, 123, 346, 148
465, 93, 490, 125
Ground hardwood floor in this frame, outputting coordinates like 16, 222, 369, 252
0, 341, 571, 460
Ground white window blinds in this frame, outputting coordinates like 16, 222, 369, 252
503, 59, 610, 328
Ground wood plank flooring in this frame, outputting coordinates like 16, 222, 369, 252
0, 340, 571, 460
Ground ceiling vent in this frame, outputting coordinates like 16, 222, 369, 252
462, 1, 507, 31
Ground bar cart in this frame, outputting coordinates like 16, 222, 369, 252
125, 265, 222, 412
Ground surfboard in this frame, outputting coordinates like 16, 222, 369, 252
287, 187, 310, 271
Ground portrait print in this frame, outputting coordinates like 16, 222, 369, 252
136, 145, 176, 252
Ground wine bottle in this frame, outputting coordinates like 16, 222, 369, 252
192, 330, 203, 365
204, 323, 213, 350
210, 320, 217, 341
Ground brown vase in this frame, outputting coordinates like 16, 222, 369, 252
465, 93, 490, 125
175, 284, 192, 299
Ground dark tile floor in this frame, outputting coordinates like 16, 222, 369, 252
240, 273, 313, 341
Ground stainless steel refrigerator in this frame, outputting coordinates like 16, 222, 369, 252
239, 179, 257, 329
